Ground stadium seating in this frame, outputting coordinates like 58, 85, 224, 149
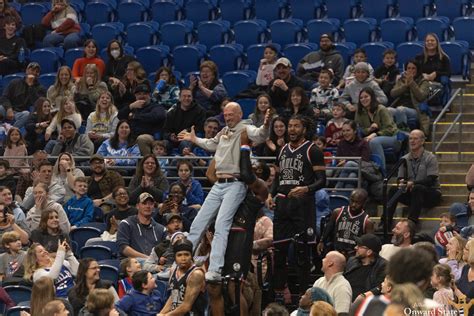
3, 286, 32, 306
20, 3, 47, 26
435, 0, 470, 20
453, 16, 474, 49
172, 44, 206, 76
184, 0, 218, 25
306, 18, 340, 43
160, 20, 194, 49
360, 41, 394, 69
325, 0, 357, 20
396, 41, 424, 70
135, 45, 170, 74
398, 0, 433, 19
220, 0, 251, 24
360, 0, 393, 21
126, 22, 160, 49
282, 43, 318, 71
222, 70, 257, 98
29, 48, 63, 73
441, 40, 471, 80
380, 17, 414, 46
70, 227, 102, 255
38, 73, 56, 88
289, 0, 322, 23
80, 245, 113, 260
85, 0, 115, 26
415, 17, 450, 41
334, 42, 356, 66
197, 20, 231, 48
91, 22, 124, 49
254, 0, 287, 23
151, 0, 182, 24
343, 18, 377, 46
208, 44, 244, 75
269, 19, 304, 47
117, 0, 148, 26
233, 20, 267, 49
245, 43, 281, 71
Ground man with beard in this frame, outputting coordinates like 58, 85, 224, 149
379, 219, 415, 261
87, 154, 125, 209
267, 57, 305, 113
344, 234, 387, 301
297, 34, 344, 85
273, 115, 326, 299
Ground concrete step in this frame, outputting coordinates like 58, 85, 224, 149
434, 131, 474, 142
433, 122, 474, 133
427, 141, 474, 151
439, 173, 467, 183
438, 161, 472, 172
434, 152, 474, 161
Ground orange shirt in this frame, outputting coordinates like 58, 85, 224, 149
72, 57, 106, 79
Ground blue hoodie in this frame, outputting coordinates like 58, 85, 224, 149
116, 289, 164, 316
97, 139, 141, 166
63, 195, 94, 227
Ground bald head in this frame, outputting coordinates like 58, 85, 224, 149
409, 129, 425, 152
223, 102, 243, 128
326, 251, 346, 272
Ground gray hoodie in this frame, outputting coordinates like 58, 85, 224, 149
340, 77, 388, 107
25, 200, 71, 234
117, 215, 165, 258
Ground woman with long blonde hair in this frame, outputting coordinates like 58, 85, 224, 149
74, 63, 108, 120
85, 91, 119, 149
440, 235, 467, 281
47, 66, 76, 111
28, 276, 74, 316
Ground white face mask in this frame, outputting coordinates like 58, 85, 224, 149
110, 49, 120, 59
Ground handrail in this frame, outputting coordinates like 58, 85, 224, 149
432, 88, 463, 160
382, 157, 407, 242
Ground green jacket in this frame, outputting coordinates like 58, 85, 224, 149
355, 104, 398, 137
390, 76, 430, 109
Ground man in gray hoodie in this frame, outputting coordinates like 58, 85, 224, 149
297, 33, 344, 84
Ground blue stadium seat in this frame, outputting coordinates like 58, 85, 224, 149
233, 19, 267, 49
20, 3, 47, 26
333, 42, 356, 66
156, 279, 168, 297
238, 98, 256, 119
360, 41, 394, 69
245, 43, 281, 71
398, 0, 433, 19
222, 70, 256, 98
329, 194, 350, 211
306, 18, 340, 43
324, 0, 357, 20
3, 286, 32, 306
117, 0, 148, 26
254, 0, 287, 23
209, 44, 244, 75
151, 0, 182, 24
269, 19, 304, 47
80, 221, 107, 232
91, 22, 124, 49
80, 245, 113, 260
135, 45, 170, 73
6, 306, 30, 316
172, 44, 206, 75
89, 240, 119, 257
9, 2, 21, 12
160, 20, 194, 49
435, 0, 470, 20
343, 18, 377, 47
289, 0, 322, 23
197, 20, 230, 48
441, 40, 471, 80
220, 0, 250, 25
85, 0, 115, 26
126, 21, 159, 49
99, 259, 121, 269
65, 48, 84, 67
1, 73, 24, 94
396, 41, 424, 70
282, 43, 318, 71
30, 48, 62, 73
360, 0, 393, 21
416, 17, 449, 41
453, 16, 474, 49
38, 73, 56, 89
380, 17, 414, 46
70, 227, 102, 255
99, 264, 119, 287
184, 0, 217, 25
80, 23, 91, 38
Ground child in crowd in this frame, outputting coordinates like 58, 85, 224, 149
0, 160, 16, 194
63, 177, 94, 229
249, 94, 277, 128
152, 140, 170, 177
338, 48, 374, 89
118, 258, 142, 298
310, 69, 340, 121
434, 212, 459, 255
176, 160, 204, 209
325, 102, 348, 147
0, 231, 25, 280
3, 127, 28, 173
256, 44, 278, 87
115, 270, 164, 316
431, 264, 454, 307
374, 49, 400, 102
146, 228, 186, 278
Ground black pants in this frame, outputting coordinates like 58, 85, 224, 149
273, 194, 315, 294
383, 184, 441, 227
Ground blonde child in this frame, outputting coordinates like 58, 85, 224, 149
3, 127, 28, 172
431, 264, 454, 307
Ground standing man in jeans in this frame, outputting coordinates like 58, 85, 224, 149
178, 102, 270, 282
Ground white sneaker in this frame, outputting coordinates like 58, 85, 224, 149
205, 271, 222, 283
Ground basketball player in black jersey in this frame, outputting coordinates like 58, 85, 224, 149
273, 114, 326, 298
158, 239, 207, 316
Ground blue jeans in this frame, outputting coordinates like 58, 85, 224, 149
315, 189, 330, 236
368, 135, 398, 170
43, 32, 82, 50
335, 160, 359, 189
187, 181, 247, 273
0, 106, 29, 128
389, 106, 418, 126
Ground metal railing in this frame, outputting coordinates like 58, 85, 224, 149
432, 88, 464, 160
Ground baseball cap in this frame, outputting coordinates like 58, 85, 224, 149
165, 213, 182, 225
134, 83, 151, 94
275, 57, 292, 68
138, 192, 155, 203
355, 234, 382, 253
89, 154, 104, 163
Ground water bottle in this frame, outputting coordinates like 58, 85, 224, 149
155, 79, 166, 92
18, 47, 25, 64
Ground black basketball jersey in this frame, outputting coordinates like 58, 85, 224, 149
277, 140, 325, 195
169, 265, 207, 315
334, 206, 369, 253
